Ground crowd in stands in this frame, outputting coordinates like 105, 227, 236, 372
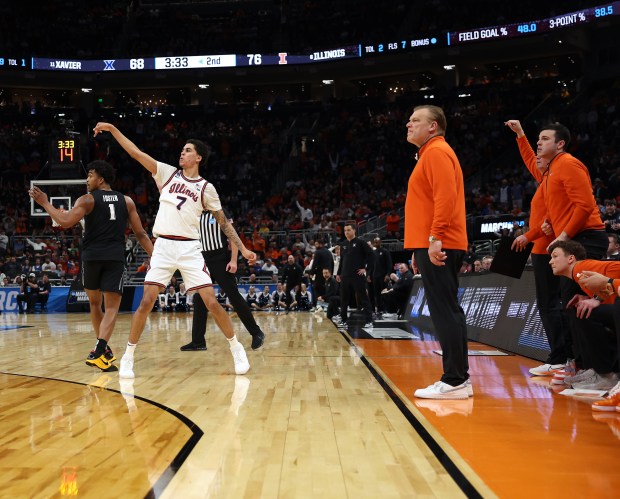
0, 0, 601, 57
1, 77, 618, 265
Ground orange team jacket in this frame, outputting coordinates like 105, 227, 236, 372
517, 136, 554, 254
539, 151, 604, 237
404, 136, 467, 250
572, 260, 620, 304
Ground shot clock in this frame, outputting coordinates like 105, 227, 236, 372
48, 137, 82, 179
53, 138, 79, 166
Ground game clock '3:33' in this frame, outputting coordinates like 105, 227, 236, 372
52, 139, 80, 165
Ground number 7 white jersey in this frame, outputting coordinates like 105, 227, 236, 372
152, 162, 222, 240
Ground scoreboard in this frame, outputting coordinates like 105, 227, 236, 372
1, 2, 618, 73
447, 2, 618, 45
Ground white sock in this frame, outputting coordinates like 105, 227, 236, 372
125, 343, 137, 356
227, 335, 239, 348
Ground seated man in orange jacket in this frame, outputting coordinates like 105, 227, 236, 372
548, 240, 619, 399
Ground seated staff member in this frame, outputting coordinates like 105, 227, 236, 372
245, 285, 260, 311
257, 286, 272, 310
271, 282, 288, 312
548, 240, 619, 392
181, 211, 265, 351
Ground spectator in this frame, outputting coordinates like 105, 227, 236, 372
604, 234, 620, 261
261, 258, 278, 276
381, 263, 414, 318
602, 199, 620, 234
385, 211, 401, 239
481, 256, 493, 271
0, 230, 8, 257
136, 258, 150, 273
41, 256, 57, 272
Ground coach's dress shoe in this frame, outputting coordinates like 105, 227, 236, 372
180, 341, 207, 351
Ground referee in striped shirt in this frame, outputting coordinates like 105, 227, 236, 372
181, 211, 265, 351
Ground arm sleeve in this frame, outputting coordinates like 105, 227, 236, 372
524, 224, 545, 242
517, 136, 541, 182
426, 149, 459, 239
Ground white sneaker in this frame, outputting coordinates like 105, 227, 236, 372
564, 368, 595, 386
465, 379, 474, 397
529, 363, 564, 376
231, 342, 250, 375
572, 372, 619, 390
363, 322, 373, 329
119, 355, 135, 379
414, 381, 469, 400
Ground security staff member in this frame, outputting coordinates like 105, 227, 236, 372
181, 211, 265, 351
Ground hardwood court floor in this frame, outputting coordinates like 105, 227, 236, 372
0, 310, 618, 498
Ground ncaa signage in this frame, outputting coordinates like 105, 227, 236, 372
0, 288, 19, 312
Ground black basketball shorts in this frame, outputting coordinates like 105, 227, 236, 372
82, 260, 126, 294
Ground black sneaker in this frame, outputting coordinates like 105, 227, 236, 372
251, 331, 265, 350
105, 347, 116, 363
180, 342, 207, 351
85, 352, 113, 370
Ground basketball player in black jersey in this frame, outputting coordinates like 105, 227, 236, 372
29, 161, 153, 371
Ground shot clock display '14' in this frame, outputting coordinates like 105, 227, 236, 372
49, 138, 81, 179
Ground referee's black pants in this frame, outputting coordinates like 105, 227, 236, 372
191, 249, 263, 344
414, 248, 469, 387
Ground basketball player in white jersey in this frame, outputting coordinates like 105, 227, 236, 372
93, 122, 257, 378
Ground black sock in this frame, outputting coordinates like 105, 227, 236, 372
95, 338, 108, 356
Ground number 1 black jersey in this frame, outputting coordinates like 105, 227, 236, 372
82, 190, 128, 261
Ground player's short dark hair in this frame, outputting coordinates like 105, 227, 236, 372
540, 123, 571, 149
186, 139, 210, 168
548, 240, 586, 260
87, 160, 116, 185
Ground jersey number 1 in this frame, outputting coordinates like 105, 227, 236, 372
108, 204, 116, 220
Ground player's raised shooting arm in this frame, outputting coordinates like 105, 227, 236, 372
93, 122, 157, 174
29, 187, 93, 229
